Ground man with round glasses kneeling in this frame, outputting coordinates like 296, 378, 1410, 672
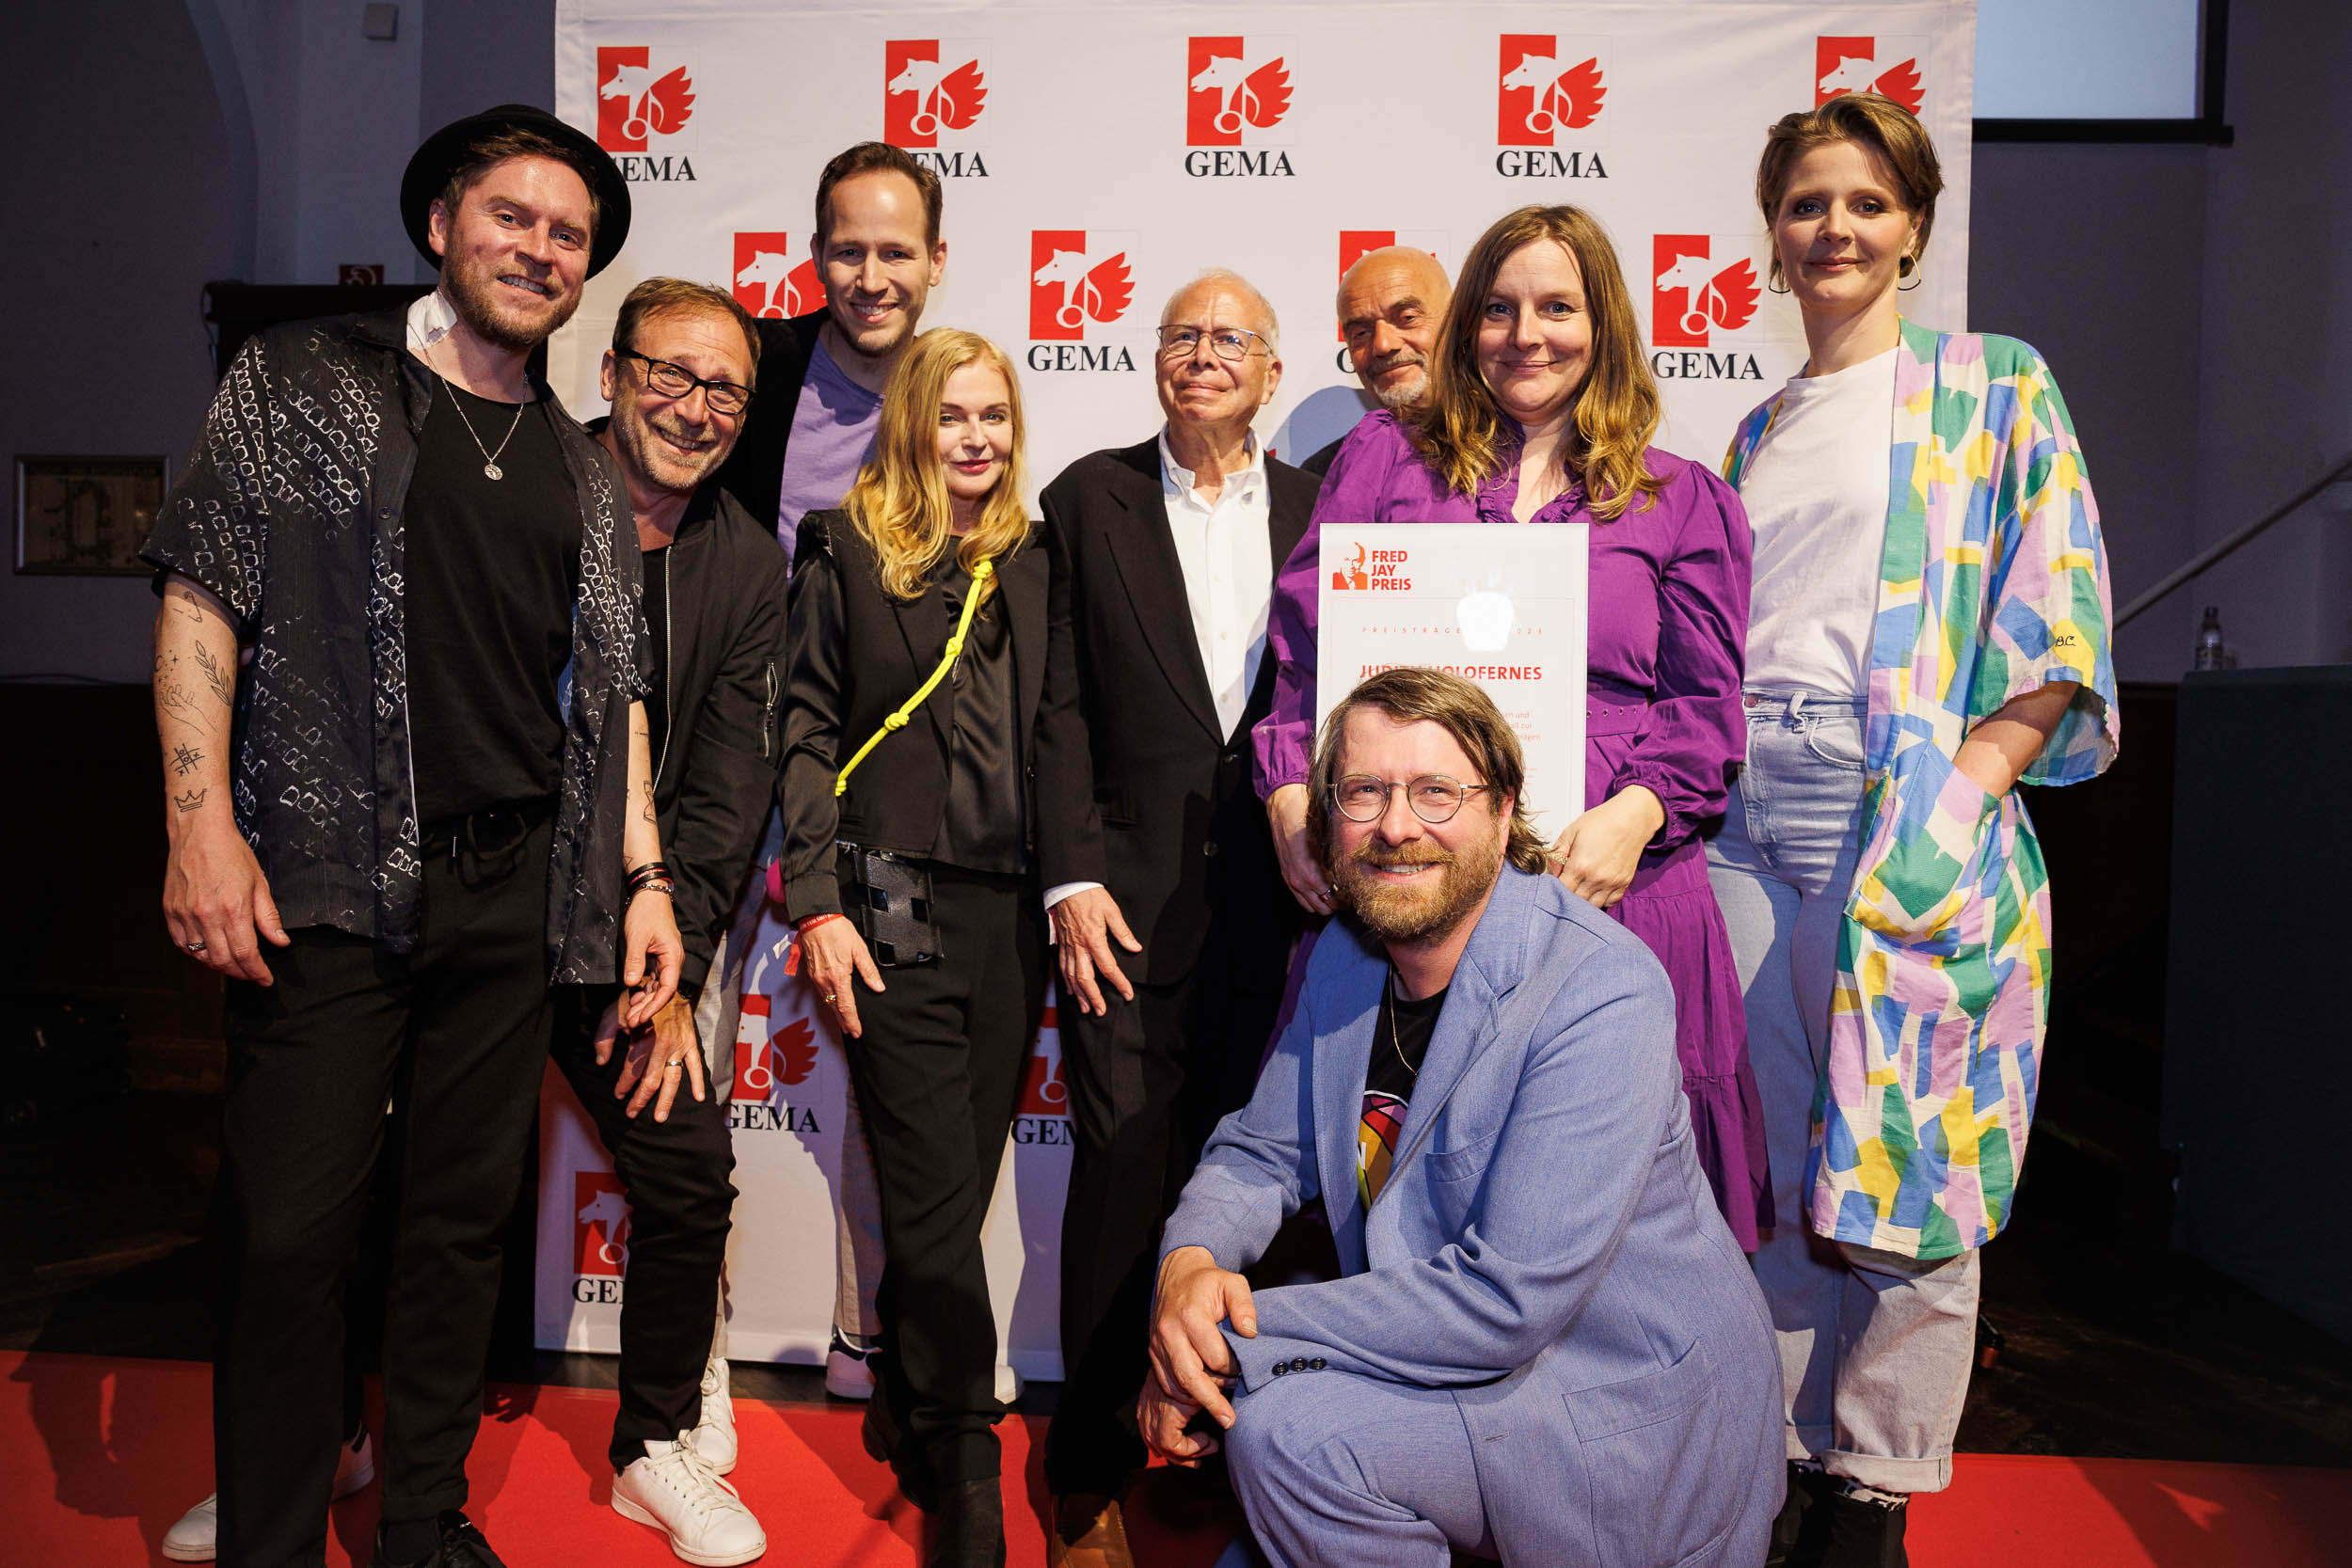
1141, 668, 1783, 1568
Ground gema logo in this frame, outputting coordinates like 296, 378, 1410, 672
596, 46, 698, 181
731, 233, 819, 320
573, 1170, 628, 1303
884, 40, 992, 178
1650, 235, 1767, 380
1027, 230, 1138, 372
1815, 36, 1925, 115
1185, 36, 1295, 176
1012, 1006, 1072, 1146
728, 994, 822, 1132
1495, 36, 1609, 180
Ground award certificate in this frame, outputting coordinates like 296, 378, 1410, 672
1316, 522, 1588, 833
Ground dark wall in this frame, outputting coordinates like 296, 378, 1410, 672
1, 0, 241, 683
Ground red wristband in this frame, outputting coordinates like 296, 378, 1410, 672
795, 912, 847, 934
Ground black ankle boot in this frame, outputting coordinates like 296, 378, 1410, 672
927, 1476, 1006, 1568
1819, 1485, 1908, 1568
1767, 1463, 1835, 1568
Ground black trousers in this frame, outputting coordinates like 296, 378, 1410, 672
550, 987, 739, 1472
844, 867, 1045, 1489
215, 809, 554, 1568
1043, 920, 1289, 1497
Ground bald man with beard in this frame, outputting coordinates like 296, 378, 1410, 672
1299, 246, 1453, 478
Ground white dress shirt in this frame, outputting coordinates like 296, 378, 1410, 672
1045, 428, 1276, 918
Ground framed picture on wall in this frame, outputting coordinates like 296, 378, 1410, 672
15, 455, 169, 576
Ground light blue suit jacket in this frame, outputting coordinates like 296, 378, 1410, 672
1164, 867, 1783, 1566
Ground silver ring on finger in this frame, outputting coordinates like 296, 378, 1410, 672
186, 939, 207, 952
824, 991, 838, 1004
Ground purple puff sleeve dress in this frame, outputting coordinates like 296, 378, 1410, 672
1255, 411, 1772, 1247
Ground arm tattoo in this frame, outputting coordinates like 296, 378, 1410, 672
157, 677, 216, 738
172, 787, 209, 814
170, 744, 204, 776
191, 641, 235, 707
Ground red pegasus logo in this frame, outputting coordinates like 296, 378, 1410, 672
732, 233, 819, 320
1017, 1006, 1069, 1117
596, 47, 695, 152
884, 40, 989, 147
731, 997, 819, 1102
1187, 37, 1293, 145
574, 1171, 630, 1277
1652, 236, 1761, 349
1029, 231, 1135, 341
1815, 37, 1925, 115
1498, 36, 1606, 146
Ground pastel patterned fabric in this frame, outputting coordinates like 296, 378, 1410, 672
1723, 320, 2118, 1259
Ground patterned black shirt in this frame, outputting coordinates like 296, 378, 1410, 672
140, 306, 652, 981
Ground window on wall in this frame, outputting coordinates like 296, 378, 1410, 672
1975, 0, 2229, 143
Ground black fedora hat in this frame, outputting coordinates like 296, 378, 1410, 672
400, 103, 632, 278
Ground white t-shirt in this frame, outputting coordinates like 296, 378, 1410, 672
1738, 345, 1899, 698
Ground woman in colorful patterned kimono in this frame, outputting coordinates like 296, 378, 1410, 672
1707, 93, 2117, 1567
1254, 204, 1773, 1252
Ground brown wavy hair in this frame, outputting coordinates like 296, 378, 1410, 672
1756, 93, 1943, 287
1413, 205, 1662, 521
841, 329, 1029, 604
1307, 668, 1549, 877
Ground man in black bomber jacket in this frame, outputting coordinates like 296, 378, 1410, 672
566, 278, 789, 1566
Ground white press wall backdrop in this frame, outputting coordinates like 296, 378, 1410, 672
534, 0, 1976, 1374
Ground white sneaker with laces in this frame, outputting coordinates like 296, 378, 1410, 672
612, 1434, 767, 1565
161, 1429, 376, 1561
691, 1348, 738, 1474
823, 1329, 874, 1401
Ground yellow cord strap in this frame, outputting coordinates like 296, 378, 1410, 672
834, 558, 995, 799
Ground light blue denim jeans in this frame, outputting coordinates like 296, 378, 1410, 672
1705, 690, 1980, 1496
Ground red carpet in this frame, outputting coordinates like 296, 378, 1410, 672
6, 1350, 2346, 1566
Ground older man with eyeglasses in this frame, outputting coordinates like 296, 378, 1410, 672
1031, 269, 1319, 1566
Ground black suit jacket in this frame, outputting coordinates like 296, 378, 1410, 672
712, 309, 829, 549
776, 508, 1057, 922
1036, 438, 1316, 987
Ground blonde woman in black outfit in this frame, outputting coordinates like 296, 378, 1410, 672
777, 328, 1067, 1568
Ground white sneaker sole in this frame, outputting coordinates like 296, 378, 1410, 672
611, 1491, 767, 1565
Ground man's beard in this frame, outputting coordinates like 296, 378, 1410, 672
612, 404, 724, 495
1366, 353, 1429, 412
1331, 816, 1505, 945
443, 251, 580, 352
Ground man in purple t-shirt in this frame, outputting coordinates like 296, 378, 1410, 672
715, 141, 947, 561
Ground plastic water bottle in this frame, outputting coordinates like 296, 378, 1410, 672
2193, 606, 2225, 672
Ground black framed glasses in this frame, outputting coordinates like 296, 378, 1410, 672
1154, 325, 1269, 362
1330, 774, 1492, 825
621, 349, 753, 416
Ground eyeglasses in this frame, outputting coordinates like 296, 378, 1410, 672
1330, 774, 1493, 825
1154, 325, 1269, 362
620, 350, 753, 416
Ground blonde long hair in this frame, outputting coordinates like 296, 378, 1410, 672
842, 329, 1030, 602
1413, 205, 1662, 521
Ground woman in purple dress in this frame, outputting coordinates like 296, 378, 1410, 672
1251, 204, 1770, 1247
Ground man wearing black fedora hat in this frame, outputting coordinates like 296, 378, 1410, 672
141, 104, 684, 1568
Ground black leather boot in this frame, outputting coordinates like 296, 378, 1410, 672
862, 1392, 937, 1510
927, 1476, 1007, 1568
1819, 1485, 1908, 1568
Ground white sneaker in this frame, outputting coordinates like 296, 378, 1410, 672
823, 1330, 874, 1401
612, 1435, 767, 1565
691, 1350, 738, 1475
161, 1429, 376, 1561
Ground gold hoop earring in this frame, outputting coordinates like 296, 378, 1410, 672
1897, 253, 1922, 291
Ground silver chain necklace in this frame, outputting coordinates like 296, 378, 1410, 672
428, 341, 528, 481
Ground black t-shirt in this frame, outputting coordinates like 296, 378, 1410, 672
1358, 973, 1447, 1209
405, 381, 581, 823
643, 545, 671, 757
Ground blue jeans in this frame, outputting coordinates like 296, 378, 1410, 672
1705, 692, 1979, 1496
